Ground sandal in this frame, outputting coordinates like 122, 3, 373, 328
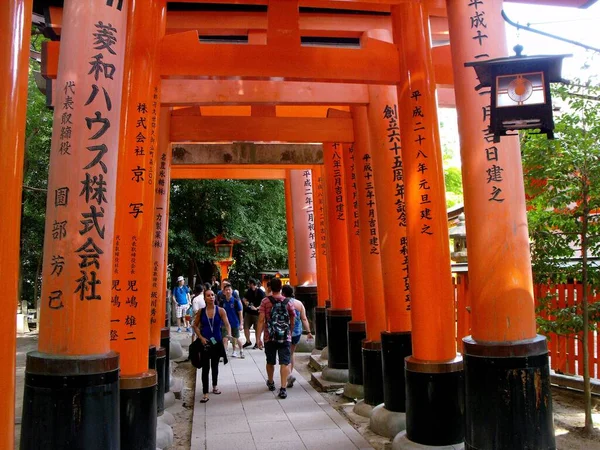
200, 396, 209, 403
212, 388, 221, 395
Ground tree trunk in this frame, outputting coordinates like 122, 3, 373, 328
580, 187, 594, 433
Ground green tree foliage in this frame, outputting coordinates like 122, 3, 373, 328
167, 179, 288, 291
522, 80, 600, 433
21, 33, 52, 306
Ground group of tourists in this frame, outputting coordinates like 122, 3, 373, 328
180, 276, 313, 403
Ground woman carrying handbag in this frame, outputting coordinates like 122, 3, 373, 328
192, 289, 231, 403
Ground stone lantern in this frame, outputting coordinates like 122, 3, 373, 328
449, 213, 468, 263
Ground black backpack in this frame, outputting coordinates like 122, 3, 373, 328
266, 296, 291, 343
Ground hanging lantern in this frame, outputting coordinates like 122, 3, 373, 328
465, 46, 570, 142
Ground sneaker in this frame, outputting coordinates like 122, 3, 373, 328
286, 375, 296, 388
242, 342, 252, 349
266, 380, 276, 391
240, 352, 245, 359
252, 344, 259, 349
185, 327, 191, 332
176, 327, 181, 333
278, 388, 287, 399
232, 351, 239, 358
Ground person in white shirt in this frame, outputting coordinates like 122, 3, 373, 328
191, 284, 206, 338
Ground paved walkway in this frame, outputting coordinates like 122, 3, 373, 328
190, 347, 373, 450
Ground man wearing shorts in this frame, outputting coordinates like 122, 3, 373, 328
221, 284, 244, 358
257, 278, 295, 399
242, 278, 265, 348
172, 276, 191, 332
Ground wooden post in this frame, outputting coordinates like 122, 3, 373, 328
152, 105, 171, 412
349, 106, 387, 406
445, 1, 554, 448
284, 172, 299, 286
110, 1, 166, 446
392, 3, 464, 446
322, 142, 353, 376
21, 1, 128, 448
0, 2, 32, 448
311, 165, 330, 350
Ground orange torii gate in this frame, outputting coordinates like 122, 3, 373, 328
3, 0, 594, 449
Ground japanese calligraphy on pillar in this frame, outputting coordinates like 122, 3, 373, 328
383, 104, 410, 310
348, 145, 360, 237
316, 173, 327, 258
361, 153, 379, 255
467, 0, 504, 203
331, 143, 345, 221
302, 170, 317, 259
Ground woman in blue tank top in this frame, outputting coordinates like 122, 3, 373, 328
192, 289, 231, 403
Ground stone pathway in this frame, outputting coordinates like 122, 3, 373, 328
190, 347, 373, 450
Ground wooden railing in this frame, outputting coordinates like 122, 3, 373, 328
453, 273, 599, 380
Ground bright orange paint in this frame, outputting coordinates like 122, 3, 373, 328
284, 172, 299, 286
322, 143, 353, 310
446, 0, 536, 342
38, 0, 128, 356
393, 2, 455, 361
362, 29, 411, 333
110, 0, 165, 376
311, 166, 330, 307
289, 169, 318, 285
169, 116, 354, 143
0, 1, 32, 447
148, 5, 168, 350
350, 106, 387, 341
342, 143, 366, 323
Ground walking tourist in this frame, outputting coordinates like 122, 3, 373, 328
242, 278, 265, 349
257, 278, 296, 399
172, 276, 191, 332
192, 289, 231, 403
281, 285, 313, 388
191, 284, 206, 340
221, 283, 244, 358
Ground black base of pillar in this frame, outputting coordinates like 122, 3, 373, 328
161, 327, 170, 393
362, 340, 383, 406
120, 372, 158, 450
381, 331, 412, 412
348, 322, 366, 386
156, 347, 166, 415
463, 335, 555, 450
405, 356, 464, 446
296, 285, 318, 333
326, 308, 352, 369
20, 351, 120, 450
325, 300, 332, 308
315, 307, 328, 350
149, 345, 157, 370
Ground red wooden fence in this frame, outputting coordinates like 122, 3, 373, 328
453, 274, 599, 380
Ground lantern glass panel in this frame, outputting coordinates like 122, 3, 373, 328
216, 244, 231, 259
496, 72, 546, 107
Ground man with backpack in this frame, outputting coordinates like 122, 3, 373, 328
256, 278, 295, 399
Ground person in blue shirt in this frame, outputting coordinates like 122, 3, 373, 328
172, 276, 191, 332
220, 283, 244, 358
192, 289, 231, 403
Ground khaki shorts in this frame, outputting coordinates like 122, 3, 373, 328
243, 314, 259, 330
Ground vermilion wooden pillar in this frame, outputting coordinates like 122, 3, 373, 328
153, 106, 172, 405
0, 2, 32, 449
311, 165, 330, 350
349, 107, 388, 407
21, 2, 128, 448
288, 169, 318, 333
341, 142, 368, 397
322, 142, 353, 378
110, 1, 166, 447
393, 3, 464, 446
284, 172, 299, 286
446, 1, 554, 448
